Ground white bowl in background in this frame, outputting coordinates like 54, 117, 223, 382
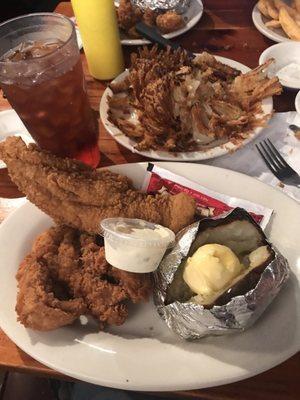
259, 42, 300, 90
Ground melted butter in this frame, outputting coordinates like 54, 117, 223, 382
188, 245, 271, 306
183, 244, 243, 301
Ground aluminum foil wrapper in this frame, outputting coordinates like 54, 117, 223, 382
131, 0, 190, 13
153, 208, 290, 340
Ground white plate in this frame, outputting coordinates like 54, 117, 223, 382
252, 2, 292, 43
115, 0, 203, 46
100, 56, 273, 161
259, 42, 300, 90
0, 163, 299, 391
295, 91, 300, 114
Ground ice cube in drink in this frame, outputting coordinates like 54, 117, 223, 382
0, 16, 99, 168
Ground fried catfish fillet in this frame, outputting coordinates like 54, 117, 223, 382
0, 137, 196, 234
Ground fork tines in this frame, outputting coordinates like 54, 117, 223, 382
256, 139, 297, 181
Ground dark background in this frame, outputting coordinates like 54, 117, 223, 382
0, 0, 63, 22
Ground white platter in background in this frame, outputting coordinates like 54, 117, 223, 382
115, 0, 203, 46
252, 2, 292, 43
100, 56, 273, 161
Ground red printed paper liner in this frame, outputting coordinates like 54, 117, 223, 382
142, 163, 273, 229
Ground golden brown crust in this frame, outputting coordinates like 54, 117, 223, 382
116, 0, 185, 38
156, 11, 185, 33
0, 137, 196, 234
16, 226, 153, 330
16, 255, 86, 331
107, 47, 282, 152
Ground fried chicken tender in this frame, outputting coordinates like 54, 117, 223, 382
0, 137, 196, 234
16, 226, 152, 330
156, 11, 185, 33
16, 255, 86, 331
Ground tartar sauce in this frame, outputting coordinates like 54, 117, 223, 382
101, 218, 175, 273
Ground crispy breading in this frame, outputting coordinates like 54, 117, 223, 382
16, 226, 153, 330
156, 11, 185, 33
116, 0, 185, 38
107, 47, 282, 152
117, 0, 138, 31
16, 242, 87, 331
0, 137, 196, 234
142, 8, 157, 26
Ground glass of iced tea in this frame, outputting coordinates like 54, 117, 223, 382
0, 13, 99, 167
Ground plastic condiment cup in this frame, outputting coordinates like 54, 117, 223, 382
100, 218, 175, 273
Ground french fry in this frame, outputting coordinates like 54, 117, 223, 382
258, 0, 271, 18
279, 7, 300, 40
265, 19, 282, 28
266, 0, 279, 19
295, 0, 300, 13
274, 0, 298, 17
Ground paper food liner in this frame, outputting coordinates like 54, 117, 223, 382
142, 163, 273, 230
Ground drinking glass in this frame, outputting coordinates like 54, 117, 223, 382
0, 13, 99, 167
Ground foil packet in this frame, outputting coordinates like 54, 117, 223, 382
131, 0, 190, 13
142, 163, 273, 230
153, 208, 290, 339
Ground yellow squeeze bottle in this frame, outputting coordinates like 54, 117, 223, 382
71, 0, 124, 80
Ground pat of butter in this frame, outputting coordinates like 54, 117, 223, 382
183, 244, 243, 301
277, 63, 300, 87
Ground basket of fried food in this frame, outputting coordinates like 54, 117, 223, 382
257, 0, 300, 40
107, 46, 282, 153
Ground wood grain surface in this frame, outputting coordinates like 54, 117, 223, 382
0, 0, 299, 398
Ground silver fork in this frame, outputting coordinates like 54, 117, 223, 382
256, 139, 300, 187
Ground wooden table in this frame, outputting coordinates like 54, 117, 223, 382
0, 1, 299, 398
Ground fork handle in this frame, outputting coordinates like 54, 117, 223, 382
135, 22, 195, 58
135, 22, 180, 50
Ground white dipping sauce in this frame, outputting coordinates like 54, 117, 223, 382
277, 63, 300, 87
101, 218, 175, 273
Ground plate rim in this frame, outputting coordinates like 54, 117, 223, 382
100, 56, 274, 161
0, 162, 299, 391
118, 0, 204, 46
252, 3, 290, 43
